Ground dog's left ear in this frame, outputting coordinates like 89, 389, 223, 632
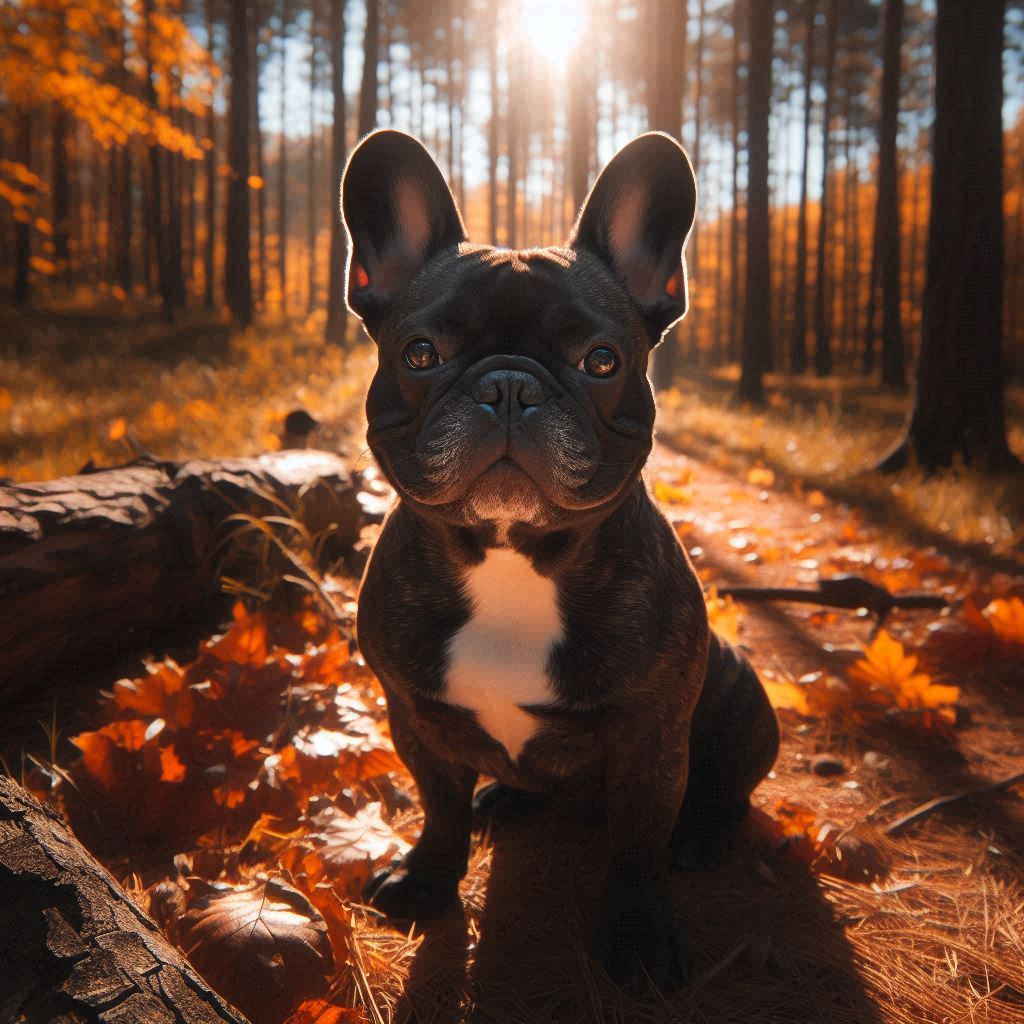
341, 130, 466, 332
569, 132, 697, 343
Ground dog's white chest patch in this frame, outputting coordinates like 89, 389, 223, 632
444, 549, 561, 760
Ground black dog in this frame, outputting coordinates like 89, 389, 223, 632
341, 129, 779, 987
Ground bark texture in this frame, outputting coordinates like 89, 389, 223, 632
0, 451, 361, 696
0, 776, 248, 1024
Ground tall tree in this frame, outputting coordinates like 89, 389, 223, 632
358, 0, 380, 137
204, 0, 217, 310
880, 0, 1018, 472
13, 111, 32, 307
646, 0, 688, 392
486, 1, 500, 244
225, 0, 253, 328
790, 0, 817, 374
729, 0, 745, 362
738, 0, 773, 404
812, 0, 838, 376
278, 0, 289, 315
324, 0, 348, 345
872, 0, 906, 390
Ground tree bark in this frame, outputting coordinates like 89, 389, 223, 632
880, 0, 1017, 472
226, 0, 253, 328
0, 777, 248, 1024
876, 0, 906, 390
487, 2, 500, 244
729, 0, 744, 363
251, 9, 267, 310
646, 0, 688, 392
204, 0, 217, 311
812, 0, 838, 377
791, 0, 817, 374
0, 452, 362, 698
325, 0, 348, 346
737, 0, 773, 405
358, 0, 380, 138
278, 0, 289, 317
307, 20, 318, 314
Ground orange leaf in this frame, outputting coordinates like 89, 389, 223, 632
285, 1000, 367, 1024
848, 630, 959, 713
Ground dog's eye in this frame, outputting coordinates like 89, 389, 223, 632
579, 346, 619, 378
403, 339, 441, 370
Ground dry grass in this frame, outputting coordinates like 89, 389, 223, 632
657, 373, 1024, 556
0, 297, 374, 482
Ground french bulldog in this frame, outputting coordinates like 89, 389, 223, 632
341, 129, 779, 987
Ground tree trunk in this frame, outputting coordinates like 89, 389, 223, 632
324, 0, 348, 346
204, 0, 217, 311
0, 452, 362, 697
487, 3, 500, 244
251, 10, 267, 310
876, 0, 906, 390
307, 21, 318, 315
278, 0, 289, 317
13, 109, 32, 308
738, 0, 773, 405
791, 0, 817, 374
880, 0, 1018, 472
646, 0, 688, 392
0, 777, 248, 1024
358, 0, 380, 138
812, 0, 838, 377
52, 108, 72, 289
167, 80, 187, 310
143, 0, 172, 321
226, 0, 253, 328
729, 0, 744, 363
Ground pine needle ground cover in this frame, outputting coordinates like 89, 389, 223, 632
4, 429, 1022, 1024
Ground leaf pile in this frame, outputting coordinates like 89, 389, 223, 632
49, 597, 411, 1022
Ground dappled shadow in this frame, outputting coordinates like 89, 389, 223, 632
397, 805, 883, 1024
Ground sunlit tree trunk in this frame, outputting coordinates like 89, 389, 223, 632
738, 0, 773, 405
646, 0, 688, 391
812, 0, 838, 376
791, 0, 816, 374
278, 0, 289, 316
203, 0, 217, 310
876, 0, 906, 390
325, 0, 348, 346
729, 0, 744, 363
167, 73, 187, 309
359, 0, 380, 138
251, 9, 267, 310
306, 20, 317, 315
225, 0, 254, 328
880, 0, 1017, 472
487, 3, 500, 245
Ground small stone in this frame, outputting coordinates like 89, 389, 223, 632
811, 754, 846, 777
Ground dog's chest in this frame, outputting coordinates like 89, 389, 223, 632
443, 549, 561, 760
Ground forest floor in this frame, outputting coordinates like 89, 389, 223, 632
3, 314, 1024, 1022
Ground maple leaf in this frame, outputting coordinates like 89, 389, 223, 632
204, 601, 270, 666
282, 801, 410, 894
169, 877, 334, 1024
848, 630, 960, 712
969, 596, 1024, 646
113, 660, 195, 729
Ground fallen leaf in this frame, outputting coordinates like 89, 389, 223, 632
285, 1000, 367, 1024
813, 823, 889, 883
762, 678, 811, 716
747, 466, 775, 487
654, 479, 692, 505
170, 877, 334, 1024
113, 660, 195, 728
848, 630, 960, 712
705, 586, 742, 644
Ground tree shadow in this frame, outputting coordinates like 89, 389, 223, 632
397, 805, 884, 1024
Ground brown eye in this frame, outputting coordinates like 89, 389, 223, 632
580, 345, 619, 378
404, 339, 440, 370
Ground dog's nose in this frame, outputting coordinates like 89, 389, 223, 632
471, 370, 547, 417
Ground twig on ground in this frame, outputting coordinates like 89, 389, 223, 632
884, 771, 1024, 837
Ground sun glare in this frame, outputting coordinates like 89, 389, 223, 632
516, 0, 587, 68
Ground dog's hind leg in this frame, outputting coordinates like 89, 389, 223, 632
670, 632, 779, 871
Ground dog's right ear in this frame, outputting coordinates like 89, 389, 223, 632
341, 130, 466, 332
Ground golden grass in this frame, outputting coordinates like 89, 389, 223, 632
657, 375, 1024, 556
0, 298, 374, 482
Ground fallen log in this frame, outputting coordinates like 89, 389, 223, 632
0, 775, 249, 1023
0, 451, 362, 695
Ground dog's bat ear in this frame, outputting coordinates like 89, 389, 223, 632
568, 132, 697, 344
341, 130, 466, 331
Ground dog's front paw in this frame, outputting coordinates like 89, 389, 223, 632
591, 904, 694, 989
364, 857, 461, 920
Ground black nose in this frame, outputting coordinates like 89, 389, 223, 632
471, 370, 548, 417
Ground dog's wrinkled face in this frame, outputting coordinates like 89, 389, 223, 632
341, 131, 697, 534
